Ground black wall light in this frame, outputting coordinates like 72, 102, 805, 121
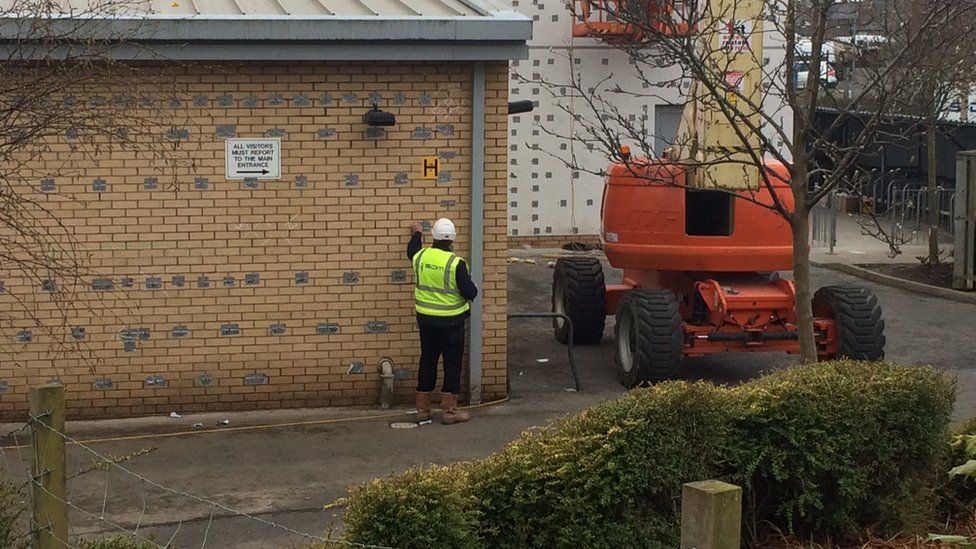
364, 104, 396, 127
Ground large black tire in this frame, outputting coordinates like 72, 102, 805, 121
614, 290, 684, 388
812, 286, 886, 361
551, 258, 606, 345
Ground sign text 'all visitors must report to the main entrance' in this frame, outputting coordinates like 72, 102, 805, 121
225, 138, 282, 179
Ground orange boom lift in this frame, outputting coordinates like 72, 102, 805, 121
553, 0, 885, 386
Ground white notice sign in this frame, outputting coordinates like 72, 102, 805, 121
719, 19, 753, 53
225, 138, 281, 179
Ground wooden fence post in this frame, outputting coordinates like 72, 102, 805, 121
30, 383, 69, 549
680, 480, 742, 549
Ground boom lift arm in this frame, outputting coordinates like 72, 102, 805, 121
669, 0, 765, 190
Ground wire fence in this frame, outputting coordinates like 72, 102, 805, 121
0, 395, 401, 549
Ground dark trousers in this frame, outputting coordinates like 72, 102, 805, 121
417, 321, 465, 394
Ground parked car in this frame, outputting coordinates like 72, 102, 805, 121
795, 38, 838, 89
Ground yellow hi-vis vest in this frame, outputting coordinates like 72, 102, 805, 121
412, 247, 471, 317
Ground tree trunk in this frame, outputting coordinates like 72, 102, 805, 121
927, 122, 940, 265
791, 202, 818, 363
790, 113, 817, 364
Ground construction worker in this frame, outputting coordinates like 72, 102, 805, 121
407, 218, 478, 425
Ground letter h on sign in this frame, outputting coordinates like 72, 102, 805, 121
421, 157, 439, 180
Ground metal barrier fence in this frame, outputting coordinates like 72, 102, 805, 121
811, 184, 956, 250
887, 186, 956, 245
811, 191, 837, 253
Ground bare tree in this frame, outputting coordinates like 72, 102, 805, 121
526, 0, 976, 362
0, 0, 190, 374
878, 6, 976, 266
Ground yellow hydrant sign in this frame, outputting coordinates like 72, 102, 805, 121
225, 138, 282, 179
421, 156, 440, 180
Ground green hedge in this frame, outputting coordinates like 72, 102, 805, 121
728, 362, 953, 536
938, 416, 976, 518
343, 465, 482, 549
342, 361, 955, 548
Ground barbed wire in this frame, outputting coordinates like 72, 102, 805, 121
1, 421, 32, 439
133, 479, 148, 540
164, 520, 182, 548
32, 479, 164, 548
201, 504, 217, 548
26, 414, 400, 549
36, 518, 74, 549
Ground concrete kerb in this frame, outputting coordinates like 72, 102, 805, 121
813, 262, 976, 304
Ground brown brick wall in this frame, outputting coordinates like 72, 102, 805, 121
0, 61, 509, 419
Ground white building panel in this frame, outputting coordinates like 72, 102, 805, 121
507, 0, 791, 238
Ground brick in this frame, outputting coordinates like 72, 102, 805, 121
0, 61, 509, 419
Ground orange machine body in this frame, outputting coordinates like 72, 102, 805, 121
601, 159, 794, 272
598, 159, 836, 358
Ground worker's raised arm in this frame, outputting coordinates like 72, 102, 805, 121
406, 221, 423, 260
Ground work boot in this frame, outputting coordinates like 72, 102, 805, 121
439, 393, 470, 425
416, 391, 433, 423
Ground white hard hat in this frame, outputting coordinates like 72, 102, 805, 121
431, 218, 457, 241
